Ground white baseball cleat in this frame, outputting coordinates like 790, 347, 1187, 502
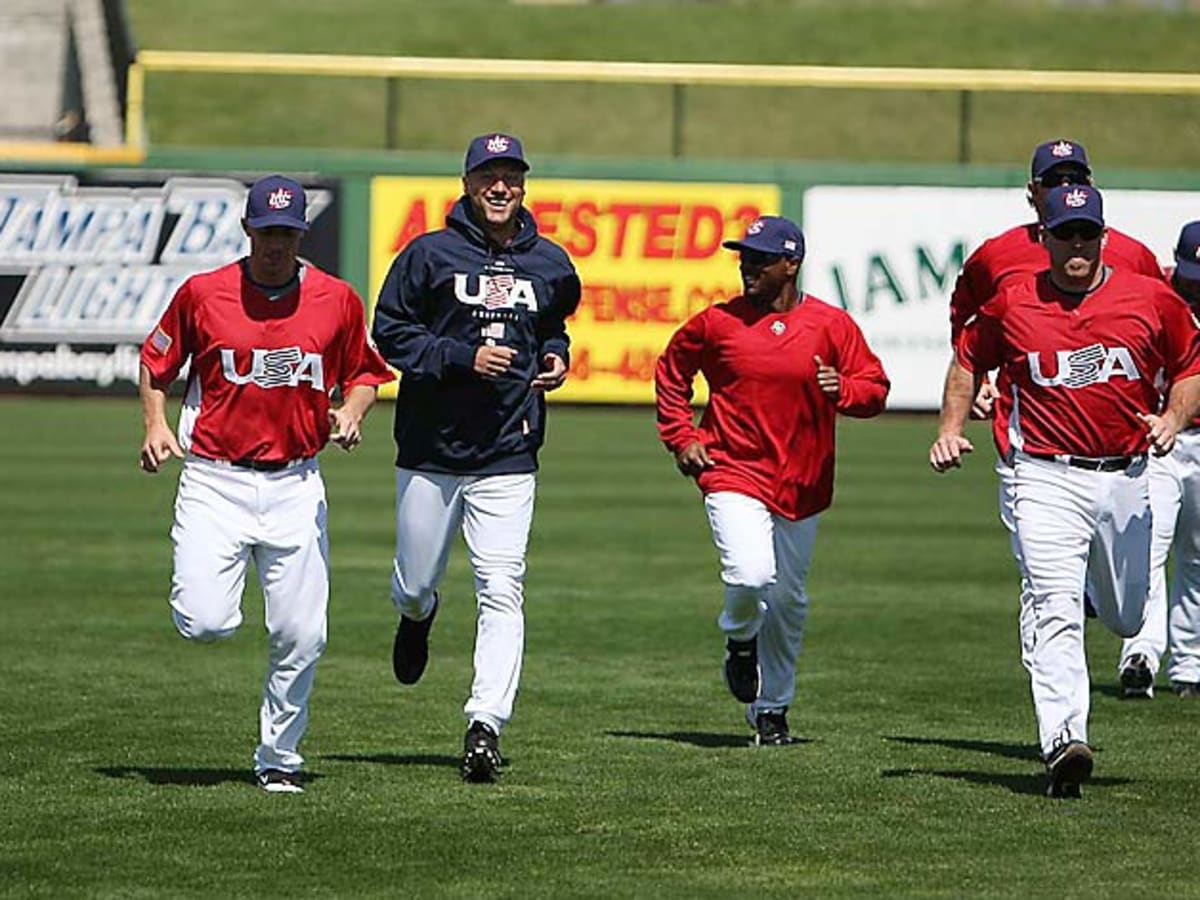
257, 769, 304, 794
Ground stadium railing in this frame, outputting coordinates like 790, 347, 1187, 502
6, 51, 1200, 163
125, 51, 1200, 162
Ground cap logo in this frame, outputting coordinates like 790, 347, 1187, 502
783, 239, 796, 252
485, 134, 510, 153
1064, 188, 1088, 208
1051, 141, 1075, 158
267, 187, 293, 210
747, 219, 765, 235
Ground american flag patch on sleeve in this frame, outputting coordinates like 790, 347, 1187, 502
149, 327, 173, 354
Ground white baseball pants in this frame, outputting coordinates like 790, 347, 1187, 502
1011, 452, 1150, 757
1116, 444, 1186, 676
1125, 430, 1200, 684
391, 468, 535, 735
169, 456, 329, 775
704, 491, 818, 716
997, 457, 1040, 672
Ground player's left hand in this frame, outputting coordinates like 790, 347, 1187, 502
328, 407, 363, 451
1139, 411, 1179, 457
531, 353, 567, 392
814, 355, 840, 400
970, 380, 1000, 420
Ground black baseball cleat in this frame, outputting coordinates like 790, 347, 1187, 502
1173, 681, 1200, 698
257, 768, 304, 794
750, 707, 795, 747
1044, 741, 1093, 799
392, 595, 438, 685
461, 720, 503, 783
1118, 653, 1155, 700
723, 636, 760, 704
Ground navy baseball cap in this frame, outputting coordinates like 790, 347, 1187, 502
244, 175, 309, 231
464, 133, 529, 174
1043, 185, 1104, 230
1174, 221, 1200, 281
722, 215, 806, 260
1031, 139, 1091, 180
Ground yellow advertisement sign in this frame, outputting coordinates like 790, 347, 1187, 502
369, 177, 781, 402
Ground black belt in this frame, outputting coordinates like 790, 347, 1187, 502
193, 454, 309, 472
1026, 453, 1143, 472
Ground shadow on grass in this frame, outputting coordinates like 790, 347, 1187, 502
885, 735, 1041, 761
881, 767, 1132, 796
606, 730, 812, 749
95, 766, 264, 787
1093, 683, 1157, 701
323, 752, 462, 769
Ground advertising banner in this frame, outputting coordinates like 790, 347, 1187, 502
802, 185, 1200, 409
369, 177, 780, 402
0, 172, 339, 393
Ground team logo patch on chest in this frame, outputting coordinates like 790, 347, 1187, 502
220, 347, 325, 390
770, 320, 786, 336
454, 273, 538, 311
1027, 343, 1140, 388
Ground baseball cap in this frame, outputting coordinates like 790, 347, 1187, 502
1042, 185, 1104, 230
244, 175, 309, 231
464, 133, 530, 174
721, 215, 806, 260
1030, 139, 1091, 180
1174, 221, 1200, 281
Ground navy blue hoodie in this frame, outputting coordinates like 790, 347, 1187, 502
372, 196, 582, 474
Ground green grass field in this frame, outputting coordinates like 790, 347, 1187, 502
125, 0, 1200, 169
3, 397, 1199, 898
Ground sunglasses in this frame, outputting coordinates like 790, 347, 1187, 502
1038, 170, 1090, 188
739, 249, 785, 266
1048, 221, 1104, 241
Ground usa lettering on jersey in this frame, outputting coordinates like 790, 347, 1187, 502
1028, 343, 1140, 388
220, 346, 325, 391
453, 273, 538, 311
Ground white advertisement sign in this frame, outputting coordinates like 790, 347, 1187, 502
802, 185, 1200, 410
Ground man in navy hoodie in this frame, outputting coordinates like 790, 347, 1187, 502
373, 132, 581, 782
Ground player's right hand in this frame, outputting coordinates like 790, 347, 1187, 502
140, 425, 183, 473
1138, 411, 1179, 457
475, 344, 517, 379
675, 441, 713, 478
970, 381, 1000, 420
929, 433, 974, 473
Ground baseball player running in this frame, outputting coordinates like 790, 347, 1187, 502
931, 186, 1200, 799
942, 138, 1166, 699
1126, 222, 1200, 698
656, 216, 889, 746
139, 175, 394, 793
372, 133, 581, 783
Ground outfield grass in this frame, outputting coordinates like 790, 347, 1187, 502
125, 0, 1200, 169
2, 397, 1199, 898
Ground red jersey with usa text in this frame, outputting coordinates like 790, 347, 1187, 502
950, 223, 1164, 459
655, 294, 889, 521
141, 260, 394, 463
958, 268, 1200, 458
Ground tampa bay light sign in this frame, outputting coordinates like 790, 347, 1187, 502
0, 174, 333, 391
